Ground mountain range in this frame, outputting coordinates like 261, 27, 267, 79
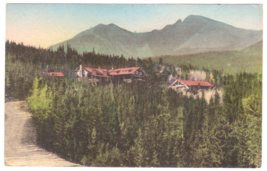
50, 15, 262, 58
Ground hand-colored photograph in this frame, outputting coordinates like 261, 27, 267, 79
5, 4, 262, 167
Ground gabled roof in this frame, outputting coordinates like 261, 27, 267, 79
78, 66, 146, 77
83, 67, 94, 73
49, 72, 65, 77
83, 67, 110, 78
177, 79, 214, 87
108, 67, 140, 76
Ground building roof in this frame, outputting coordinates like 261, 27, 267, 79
83, 67, 107, 73
83, 67, 110, 78
83, 67, 94, 73
177, 79, 214, 87
49, 72, 65, 77
79, 66, 145, 77
108, 67, 140, 76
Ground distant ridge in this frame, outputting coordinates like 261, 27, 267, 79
50, 15, 262, 58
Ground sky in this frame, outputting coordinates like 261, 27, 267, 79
6, 4, 263, 48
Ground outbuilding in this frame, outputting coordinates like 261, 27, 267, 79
48, 72, 65, 77
169, 79, 214, 90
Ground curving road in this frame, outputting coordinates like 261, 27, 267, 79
4, 101, 80, 166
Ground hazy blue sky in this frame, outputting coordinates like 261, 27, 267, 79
6, 4, 263, 48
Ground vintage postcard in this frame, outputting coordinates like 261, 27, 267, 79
5, 4, 263, 167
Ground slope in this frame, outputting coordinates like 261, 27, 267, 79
50, 15, 262, 58
152, 40, 263, 75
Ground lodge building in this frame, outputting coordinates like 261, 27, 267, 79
41, 65, 215, 91
74, 65, 147, 82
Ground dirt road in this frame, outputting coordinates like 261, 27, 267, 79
4, 101, 80, 166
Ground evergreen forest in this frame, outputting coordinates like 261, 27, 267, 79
5, 41, 262, 167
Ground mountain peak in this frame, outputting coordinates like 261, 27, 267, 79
94, 23, 118, 28
50, 15, 262, 58
95, 24, 105, 28
175, 19, 182, 24
183, 15, 212, 23
108, 23, 117, 27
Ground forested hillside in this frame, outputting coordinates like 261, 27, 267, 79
5, 41, 262, 167
152, 40, 263, 75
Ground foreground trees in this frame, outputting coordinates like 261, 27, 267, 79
24, 74, 261, 167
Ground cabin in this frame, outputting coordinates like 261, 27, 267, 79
42, 70, 65, 77
49, 72, 65, 77
169, 79, 214, 90
74, 65, 147, 82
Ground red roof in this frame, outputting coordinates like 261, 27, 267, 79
109, 67, 139, 76
83, 67, 108, 73
49, 72, 65, 77
177, 79, 214, 87
81, 66, 142, 77
83, 67, 110, 78
83, 67, 94, 73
